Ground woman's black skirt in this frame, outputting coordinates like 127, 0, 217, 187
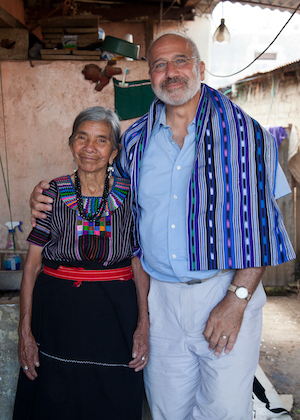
13, 269, 143, 420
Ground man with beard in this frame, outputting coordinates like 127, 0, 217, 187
30, 32, 295, 419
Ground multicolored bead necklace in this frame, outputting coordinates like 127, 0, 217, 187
74, 170, 109, 222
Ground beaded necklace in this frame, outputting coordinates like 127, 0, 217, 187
74, 170, 109, 222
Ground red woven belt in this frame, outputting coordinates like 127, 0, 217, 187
43, 265, 133, 284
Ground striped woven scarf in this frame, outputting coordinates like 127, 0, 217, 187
118, 83, 295, 270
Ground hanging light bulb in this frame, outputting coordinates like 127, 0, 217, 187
213, 18, 231, 43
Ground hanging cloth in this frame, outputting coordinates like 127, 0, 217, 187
113, 78, 155, 120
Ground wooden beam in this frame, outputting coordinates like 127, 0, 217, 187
0, 6, 26, 29
82, 4, 197, 21
41, 54, 101, 60
41, 49, 71, 55
39, 15, 99, 28
35, 4, 196, 26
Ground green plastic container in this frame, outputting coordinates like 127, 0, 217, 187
101, 36, 140, 59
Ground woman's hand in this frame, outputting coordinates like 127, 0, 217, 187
29, 181, 52, 227
128, 320, 150, 372
18, 244, 43, 380
18, 329, 40, 380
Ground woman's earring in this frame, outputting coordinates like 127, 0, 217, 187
107, 165, 114, 179
73, 158, 77, 173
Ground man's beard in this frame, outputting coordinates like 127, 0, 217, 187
152, 65, 201, 106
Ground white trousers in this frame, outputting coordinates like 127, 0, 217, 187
144, 271, 267, 420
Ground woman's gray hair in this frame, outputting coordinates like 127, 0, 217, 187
69, 106, 121, 150
147, 31, 201, 66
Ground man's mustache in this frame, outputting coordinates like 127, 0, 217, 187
161, 77, 188, 88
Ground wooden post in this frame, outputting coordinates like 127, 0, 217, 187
144, 20, 154, 60
295, 178, 300, 275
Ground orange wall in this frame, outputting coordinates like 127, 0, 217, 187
0, 59, 150, 251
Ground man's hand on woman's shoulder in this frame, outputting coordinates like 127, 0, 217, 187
30, 181, 53, 227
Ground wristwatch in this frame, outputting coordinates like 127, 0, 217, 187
228, 284, 252, 301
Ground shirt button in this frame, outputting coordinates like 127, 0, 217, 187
177, 165, 181, 170
172, 254, 176, 259
173, 195, 177, 199
171, 224, 175, 228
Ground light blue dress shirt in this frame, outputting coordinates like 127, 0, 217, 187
137, 106, 291, 283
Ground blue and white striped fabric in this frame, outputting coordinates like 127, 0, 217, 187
117, 83, 295, 270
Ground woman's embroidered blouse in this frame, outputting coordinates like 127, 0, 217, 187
27, 176, 134, 266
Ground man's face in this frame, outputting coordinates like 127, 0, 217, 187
148, 35, 205, 106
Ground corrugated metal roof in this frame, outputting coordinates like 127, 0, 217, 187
235, 59, 300, 83
217, 59, 300, 91
195, 0, 300, 15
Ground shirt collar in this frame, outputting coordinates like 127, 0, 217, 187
151, 104, 167, 136
152, 104, 196, 136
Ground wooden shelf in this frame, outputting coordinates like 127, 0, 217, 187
41, 49, 102, 61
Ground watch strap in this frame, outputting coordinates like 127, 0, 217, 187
228, 284, 252, 301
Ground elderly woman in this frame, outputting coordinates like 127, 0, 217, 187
13, 107, 149, 420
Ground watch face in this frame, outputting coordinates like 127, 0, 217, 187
236, 287, 248, 299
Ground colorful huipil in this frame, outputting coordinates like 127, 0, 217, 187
27, 175, 134, 266
117, 83, 295, 270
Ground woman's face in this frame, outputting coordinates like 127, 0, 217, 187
70, 120, 118, 174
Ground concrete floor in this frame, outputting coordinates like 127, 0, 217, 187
1, 292, 299, 420
0, 299, 19, 420
260, 293, 300, 420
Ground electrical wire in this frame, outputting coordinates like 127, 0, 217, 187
0, 61, 16, 251
207, 0, 300, 78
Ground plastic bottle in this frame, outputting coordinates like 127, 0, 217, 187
4, 221, 22, 271
98, 27, 105, 41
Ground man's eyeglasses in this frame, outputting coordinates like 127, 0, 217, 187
150, 56, 195, 73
